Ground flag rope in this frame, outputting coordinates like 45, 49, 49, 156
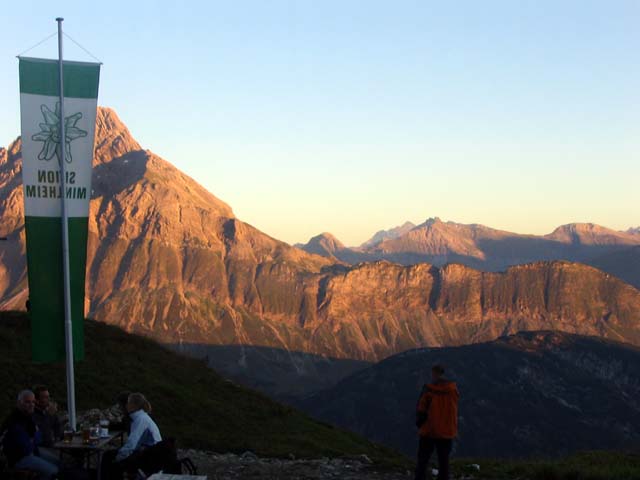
17, 31, 102, 64
16, 32, 57, 57
63, 33, 103, 64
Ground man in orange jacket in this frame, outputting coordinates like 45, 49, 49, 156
415, 364, 459, 480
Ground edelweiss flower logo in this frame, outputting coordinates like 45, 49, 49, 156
31, 102, 88, 165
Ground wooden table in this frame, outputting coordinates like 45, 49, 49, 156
53, 431, 124, 480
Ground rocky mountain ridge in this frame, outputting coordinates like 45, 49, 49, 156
298, 218, 640, 287
1, 108, 639, 399
545, 222, 639, 245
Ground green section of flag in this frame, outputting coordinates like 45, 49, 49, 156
25, 216, 87, 362
19, 57, 100, 99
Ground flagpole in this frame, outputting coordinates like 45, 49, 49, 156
56, 16, 77, 432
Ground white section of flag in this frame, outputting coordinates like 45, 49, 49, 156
20, 93, 97, 218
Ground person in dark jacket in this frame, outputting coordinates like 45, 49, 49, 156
108, 391, 132, 434
32, 385, 62, 447
415, 364, 459, 480
1, 390, 58, 480
31, 385, 62, 467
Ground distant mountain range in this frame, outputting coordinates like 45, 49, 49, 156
298, 219, 640, 288
299, 331, 640, 458
1, 108, 639, 399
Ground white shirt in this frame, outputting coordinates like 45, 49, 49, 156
116, 409, 162, 461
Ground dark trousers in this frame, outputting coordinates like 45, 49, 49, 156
100, 449, 137, 479
100, 449, 121, 479
415, 436, 452, 480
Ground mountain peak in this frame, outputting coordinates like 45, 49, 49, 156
546, 223, 638, 245
94, 106, 142, 165
313, 232, 343, 244
550, 223, 611, 234
299, 232, 346, 258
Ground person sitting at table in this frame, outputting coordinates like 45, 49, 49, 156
102, 392, 163, 478
31, 384, 63, 465
115, 392, 162, 462
1, 389, 59, 480
109, 390, 132, 434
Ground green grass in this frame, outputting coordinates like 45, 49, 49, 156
0, 311, 409, 468
452, 450, 640, 480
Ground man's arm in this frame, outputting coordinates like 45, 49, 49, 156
5, 423, 34, 460
116, 419, 144, 461
415, 390, 432, 428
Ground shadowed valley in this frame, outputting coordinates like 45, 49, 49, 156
298, 331, 640, 458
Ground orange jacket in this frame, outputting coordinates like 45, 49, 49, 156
416, 380, 459, 438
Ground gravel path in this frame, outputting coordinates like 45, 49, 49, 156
179, 450, 415, 480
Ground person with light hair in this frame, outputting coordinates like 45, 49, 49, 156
1, 390, 58, 479
102, 392, 163, 478
115, 392, 162, 461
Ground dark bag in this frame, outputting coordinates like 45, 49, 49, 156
122, 438, 181, 476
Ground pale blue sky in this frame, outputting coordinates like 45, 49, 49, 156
1, 1, 638, 246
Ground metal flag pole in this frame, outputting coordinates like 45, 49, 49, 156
56, 16, 77, 432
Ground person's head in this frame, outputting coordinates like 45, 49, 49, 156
126, 393, 151, 414
32, 385, 50, 410
431, 364, 445, 382
116, 391, 131, 411
17, 390, 36, 415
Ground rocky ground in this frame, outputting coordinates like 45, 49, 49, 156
75, 408, 421, 479
178, 450, 417, 480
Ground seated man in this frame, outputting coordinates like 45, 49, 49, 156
1, 390, 58, 480
31, 385, 62, 465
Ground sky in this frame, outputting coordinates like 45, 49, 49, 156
1, 1, 638, 246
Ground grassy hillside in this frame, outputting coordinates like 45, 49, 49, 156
0, 311, 407, 466
300, 330, 640, 459
453, 451, 640, 480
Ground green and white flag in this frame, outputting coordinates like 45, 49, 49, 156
19, 57, 100, 362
